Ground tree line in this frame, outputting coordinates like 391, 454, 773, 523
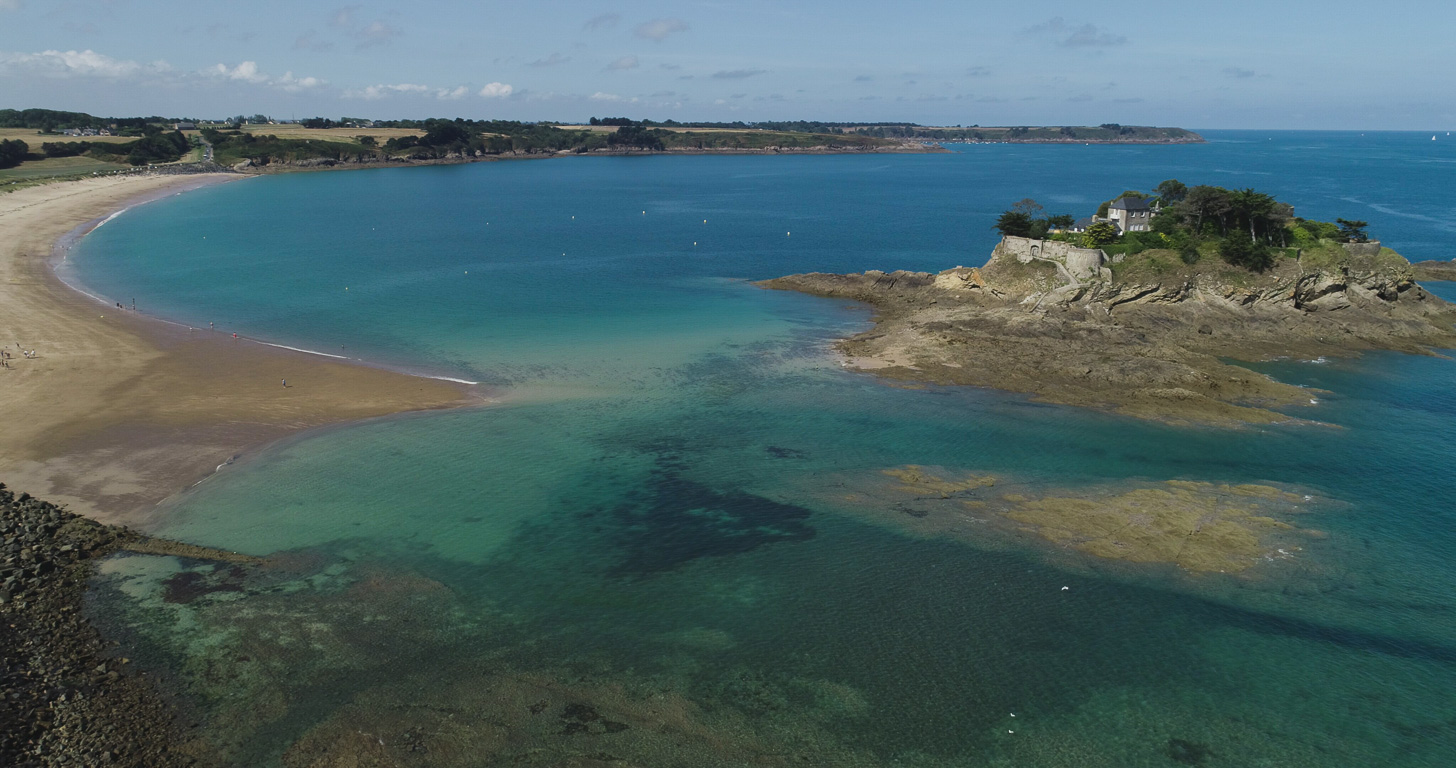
993, 180, 1372, 271
0, 109, 168, 136
38, 130, 190, 166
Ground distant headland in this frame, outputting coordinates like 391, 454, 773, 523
2, 108, 1199, 186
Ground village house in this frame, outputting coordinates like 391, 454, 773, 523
1107, 196, 1157, 232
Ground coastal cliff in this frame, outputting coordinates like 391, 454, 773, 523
761, 236, 1456, 425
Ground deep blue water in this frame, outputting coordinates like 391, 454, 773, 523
73, 131, 1456, 766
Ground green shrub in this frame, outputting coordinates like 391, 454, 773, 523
1219, 237, 1275, 271
0, 138, 28, 168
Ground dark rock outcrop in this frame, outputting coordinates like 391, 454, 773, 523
0, 483, 235, 768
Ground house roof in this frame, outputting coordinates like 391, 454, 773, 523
1073, 217, 1096, 229
1109, 196, 1152, 211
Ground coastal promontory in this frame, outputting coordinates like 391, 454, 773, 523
762, 186, 1456, 425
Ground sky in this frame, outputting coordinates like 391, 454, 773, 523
1, 0, 1452, 129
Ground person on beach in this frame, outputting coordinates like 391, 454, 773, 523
282, 379, 287, 388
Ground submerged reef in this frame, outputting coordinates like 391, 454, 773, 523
836, 466, 1324, 573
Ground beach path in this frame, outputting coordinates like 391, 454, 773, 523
0, 175, 475, 527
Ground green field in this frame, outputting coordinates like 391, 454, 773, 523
0, 155, 129, 181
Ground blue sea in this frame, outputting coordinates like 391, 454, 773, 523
73, 132, 1456, 766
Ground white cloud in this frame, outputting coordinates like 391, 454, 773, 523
606, 55, 639, 71
590, 92, 623, 102
479, 81, 513, 98
330, 5, 359, 28
1025, 18, 1126, 48
329, 6, 402, 50
345, 83, 429, 100
294, 31, 334, 52
635, 18, 689, 41
711, 69, 765, 79
584, 13, 620, 30
0, 49, 167, 79
276, 71, 325, 92
211, 61, 327, 92
356, 21, 401, 48
0, 47, 329, 95
345, 82, 488, 100
213, 60, 268, 83
528, 53, 570, 67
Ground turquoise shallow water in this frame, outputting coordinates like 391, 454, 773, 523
75, 133, 1456, 766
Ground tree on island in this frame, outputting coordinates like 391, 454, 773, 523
1336, 218, 1370, 243
1154, 179, 1187, 204
993, 211, 1034, 238
994, 199, 1072, 239
1000, 182, 1378, 275
1230, 188, 1277, 243
1081, 221, 1119, 248
1009, 198, 1044, 218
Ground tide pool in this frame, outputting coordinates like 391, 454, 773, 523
76, 134, 1456, 766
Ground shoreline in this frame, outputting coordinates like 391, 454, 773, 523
0, 174, 480, 529
51, 196, 485, 388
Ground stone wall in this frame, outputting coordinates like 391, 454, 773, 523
1342, 240, 1383, 258
996, 236, 1109, 281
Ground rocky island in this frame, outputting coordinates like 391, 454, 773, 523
762, 184, 1456, 425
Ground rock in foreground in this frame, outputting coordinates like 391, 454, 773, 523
0, 483, 249, 767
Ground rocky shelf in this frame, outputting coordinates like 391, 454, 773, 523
760, 236, 1456, 425
1, 483, 254, 767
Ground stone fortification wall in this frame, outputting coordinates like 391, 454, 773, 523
1342, 241, 1383, 258
996, 236, 1109, 281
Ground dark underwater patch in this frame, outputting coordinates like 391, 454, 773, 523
161, 566, 248, 604
607, 470, 815, 576
1166, 737, 1214, 764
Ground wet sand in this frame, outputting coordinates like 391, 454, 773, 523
0, 175, 477, 527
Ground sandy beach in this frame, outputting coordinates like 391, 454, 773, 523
0, 174, 476, 528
